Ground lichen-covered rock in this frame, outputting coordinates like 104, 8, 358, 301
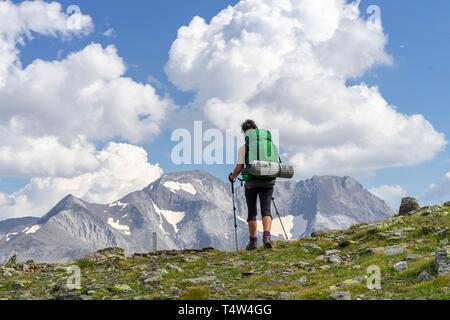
435, 248, 450, 276
383, 245, 406, 256
86, 248, 125, 262
330, 291, 351, 300
300, 243, 324, 253
112, 284, 133, 293
399, 197, 421, 215
417, 271, 432, 282
184, 276, 217, 284
393, 261, 408, 271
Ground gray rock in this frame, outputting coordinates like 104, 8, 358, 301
112, 284, 133, 293
140, 271, 162, 284
435, 248, 450, 276
399, 197, 420, 216
417, 271, 432, 281
325, 249, 341, 255
12, 282, 25, 290
293, 261, 311, 269
437, 228, 449, 238
338, 240, 351, 248
54, 292, 83, 300
330, 291, 351, 300
184, 276, 217, 284
383, 245, 406, 256
326, 255, 343, 264
165, 263, 183, 273
393, 261, 408, 271
300, 243, 324, 253
280, 292, 295, 299
298, 276, 308, 285
406, 254, 422, 261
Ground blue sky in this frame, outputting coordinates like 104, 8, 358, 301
1, 0, 450, 209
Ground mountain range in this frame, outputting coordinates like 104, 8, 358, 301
0, 170, 395, 264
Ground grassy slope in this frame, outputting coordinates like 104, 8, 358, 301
0, 205, 449, 300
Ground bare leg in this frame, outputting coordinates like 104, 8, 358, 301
248, 221, 257, 238
262, 216, 272, 233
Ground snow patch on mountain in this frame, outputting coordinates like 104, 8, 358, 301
152, 202, 185, 233
109, 201, 128, 211
6, 232, 18, 242
163, 181, 197, 195
151, 202, 167, 234
107, 218, 131, 236
24, 225, 41, 234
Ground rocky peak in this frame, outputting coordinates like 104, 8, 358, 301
38, 194, 87, 224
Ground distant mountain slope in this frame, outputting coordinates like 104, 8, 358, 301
0, 217, 40, 247
0, 171, 394, 264
0, 217, 40, 234
283, 176, 395, 238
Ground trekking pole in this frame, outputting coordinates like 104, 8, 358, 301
230, 176, 239, 252
272, 197, 289, 240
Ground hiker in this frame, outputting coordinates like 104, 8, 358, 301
229, 120, 276, 251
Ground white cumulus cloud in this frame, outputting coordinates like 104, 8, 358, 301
0, 1, 170, 219
0, 0, 93, 87
0, 143, 162, 220
368, 185, 408, 210
166, 0, 446, 178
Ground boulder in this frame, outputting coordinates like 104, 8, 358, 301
399, 197, 420, 215
184, 276, 217, 284
298, 276, 308, 285
326, 255, 343, 265
435, 248, 450, 276
383, 245, 406, 256
393, 261, 408, 271
406, 254, 422, 261
300, 243, 324, 253
417, 271, 432, 282
112, 284, 133, 293
330, 291, 351, 300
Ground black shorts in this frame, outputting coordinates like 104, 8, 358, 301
245, 185, 274, 222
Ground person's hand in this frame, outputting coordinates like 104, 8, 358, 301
228, 173, 235, 183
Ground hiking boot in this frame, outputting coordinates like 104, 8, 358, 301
246, 239, 258, 251
263, 234, 273, 249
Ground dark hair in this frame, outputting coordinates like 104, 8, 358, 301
241, 119, 258, 133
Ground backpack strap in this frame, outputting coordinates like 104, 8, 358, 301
266, 130, 272, 158
245, 136, 250, 166
256, 129, 260, 161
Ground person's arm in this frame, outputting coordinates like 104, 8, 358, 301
229, 164, 244, 182
229, 146, 246, 182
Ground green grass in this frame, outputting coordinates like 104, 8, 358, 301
0, 206, 449, 300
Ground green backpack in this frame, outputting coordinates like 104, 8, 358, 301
242, 129, 281, 182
